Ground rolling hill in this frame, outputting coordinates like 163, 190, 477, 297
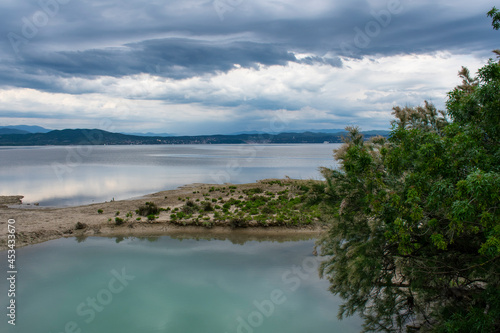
0, 128, 390, 146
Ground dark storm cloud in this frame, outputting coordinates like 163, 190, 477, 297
15, 38, 299, 79
0, 0, 496, 88
334, 10, 499, 58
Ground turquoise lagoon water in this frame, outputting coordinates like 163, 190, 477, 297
0, 236, 361, 333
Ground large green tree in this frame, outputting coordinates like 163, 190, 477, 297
317, 13, 500, 333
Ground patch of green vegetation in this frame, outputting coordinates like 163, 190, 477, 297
201, 201, 213, 212
263, 180, 284, 186
136, 202, 160, 216
243, 187, 263, 195
230, 218, 248, 229
153, 180, 324, 229
181, 200, 199, 214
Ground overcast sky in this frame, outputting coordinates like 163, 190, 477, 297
0, 0, 498, 135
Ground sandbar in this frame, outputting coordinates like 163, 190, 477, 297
0, 179, 327, 250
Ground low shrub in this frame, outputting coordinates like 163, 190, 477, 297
243, 188, 263, 195
182, 200, 199, 214
261, 206, 274, 214
137, 202, 160, 216
230, 218, 248, 229
202, 202, 214, 212
75, 222, 88, 230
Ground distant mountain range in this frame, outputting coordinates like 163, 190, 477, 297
0, 128, 29, 135
122, 132, 174, 137
0, 125, 51, 135
225, 128, 348, 135
0, 127, 390, 146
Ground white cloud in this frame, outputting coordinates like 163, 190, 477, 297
0, 51, 488, 134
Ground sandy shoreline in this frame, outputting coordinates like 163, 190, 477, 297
0, 179, 327, 250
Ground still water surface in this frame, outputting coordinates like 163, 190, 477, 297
0, 144, 340, 206
0, 236, 361, 333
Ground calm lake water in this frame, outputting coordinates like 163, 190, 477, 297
0, 236, 361, 333
0, 144, 340, 206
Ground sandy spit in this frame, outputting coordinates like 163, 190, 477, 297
0, 180, 327, 250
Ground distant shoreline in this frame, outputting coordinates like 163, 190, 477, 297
0, 179, 327, 250
0, 128, 389, 146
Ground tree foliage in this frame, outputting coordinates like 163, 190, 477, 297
317, 13, 500, 333
488, 7, 500, 30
